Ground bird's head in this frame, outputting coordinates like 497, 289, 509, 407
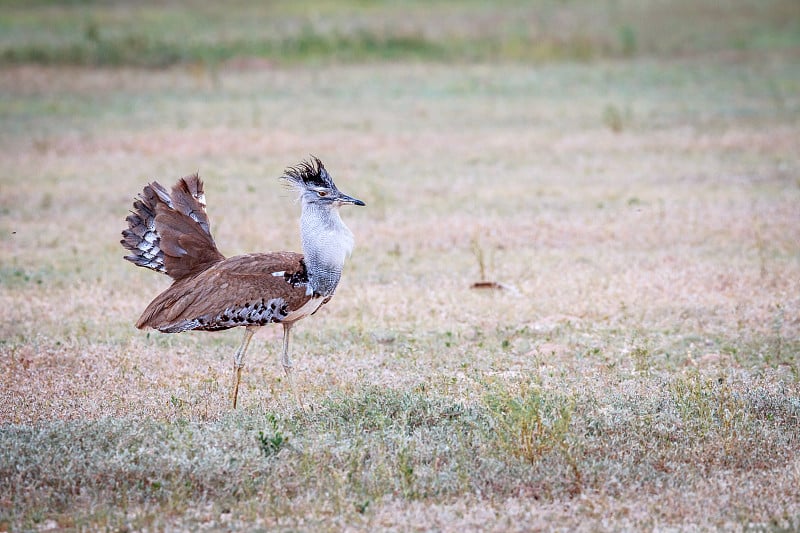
281, 156, 365, 209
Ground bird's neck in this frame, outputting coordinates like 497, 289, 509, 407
300, 203, 355, 297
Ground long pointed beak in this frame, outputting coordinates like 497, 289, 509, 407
337, 192, 366, 206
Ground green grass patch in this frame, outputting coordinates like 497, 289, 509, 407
484, 378, 575, 464
3, 381, 797, 528
2, 0, 799, 67
0, 29, 448, 68
0, 387, 489, 528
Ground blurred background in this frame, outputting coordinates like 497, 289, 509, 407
1, 1, 799, 530
1, 0, 798, 66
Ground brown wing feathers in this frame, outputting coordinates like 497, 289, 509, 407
122, 174, 224, 281
135, 253, 312, 332
154, 175, 225, 281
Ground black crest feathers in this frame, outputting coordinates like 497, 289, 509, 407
281, 156, 334, 190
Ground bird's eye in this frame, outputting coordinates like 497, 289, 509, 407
317, 190, 328, 197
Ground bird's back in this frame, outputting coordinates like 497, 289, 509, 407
136, 252, 323, 333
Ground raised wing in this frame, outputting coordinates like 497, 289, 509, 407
122, 174, 224, 281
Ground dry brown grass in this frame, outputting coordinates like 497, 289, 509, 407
1, 49, 799, 531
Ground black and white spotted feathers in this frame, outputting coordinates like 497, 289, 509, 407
121, 174, 224, 281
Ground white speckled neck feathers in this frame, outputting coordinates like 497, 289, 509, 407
300, 203, 354, 297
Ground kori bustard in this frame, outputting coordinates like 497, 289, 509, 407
121, 157, 364, 408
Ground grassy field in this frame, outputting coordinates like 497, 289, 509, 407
1, 1, 799, 531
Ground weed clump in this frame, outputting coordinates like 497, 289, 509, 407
257, 414, 288, 458
484, 378, 575, 464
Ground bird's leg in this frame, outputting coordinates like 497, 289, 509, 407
231, 325, 257, 409
281, 322, 306, 411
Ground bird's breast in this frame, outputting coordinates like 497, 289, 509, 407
283, 295, 326, 322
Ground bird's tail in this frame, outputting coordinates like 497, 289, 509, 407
121, 174, 225, 281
